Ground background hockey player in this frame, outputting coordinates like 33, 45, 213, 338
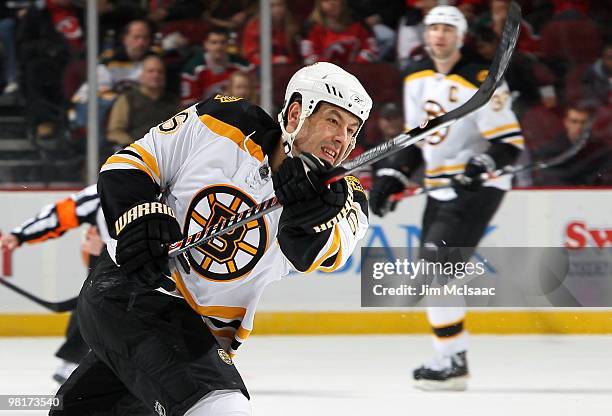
0, 185, 107, 384
369, 6, 524, 391
50, 62, 371, 416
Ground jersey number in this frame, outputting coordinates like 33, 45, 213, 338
158, 111, 189, 134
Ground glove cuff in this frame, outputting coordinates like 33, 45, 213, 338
114, 202, 177, 237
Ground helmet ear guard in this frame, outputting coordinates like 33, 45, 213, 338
278, 62, 373, 165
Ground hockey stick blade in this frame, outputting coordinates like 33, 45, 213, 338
168, 2, 522, 257
0, 277, 77, 313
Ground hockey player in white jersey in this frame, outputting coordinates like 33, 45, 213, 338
369, 6, 524, 391
50, 62, 371, 416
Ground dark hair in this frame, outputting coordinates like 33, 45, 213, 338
565, 103, 592, 118
207, 27, 230, 39
121, 19, 153, 40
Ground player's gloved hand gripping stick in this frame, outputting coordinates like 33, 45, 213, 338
390, 129, 591, 201
165, 3, 521, 259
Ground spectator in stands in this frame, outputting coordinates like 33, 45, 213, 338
347, 0, 405, 62
73, 19, 153, 105
533, 105, 612, 185
204, 0, 255, 32
180, 27, 252, 106
396, 0, 437, 71
301, 0, 378, 66
456, 0, 487, 25
147, 0, 206, 25
71, 19, 154, 138
474, 26, 555, 117
241, 0, 300, 65
0, 2, 26, 95
106, 56, 179, 151
17, 0, 84, 139
371, 102, 404, 149
474, 0, 540, 56
224, 70, 257, 103
581, 41, 612, 107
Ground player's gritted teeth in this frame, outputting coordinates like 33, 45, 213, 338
320, 146, 338, 165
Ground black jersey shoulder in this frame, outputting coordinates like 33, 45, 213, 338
195, 95, 281, 157
402, 55, 435, 79
450, 58, 490, 88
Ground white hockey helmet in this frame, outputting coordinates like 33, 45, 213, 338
278, 62, 373, 164
424, 6, 468, 48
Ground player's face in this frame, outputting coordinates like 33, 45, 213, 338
425, 24, 460, 60
292, 103, 360, 165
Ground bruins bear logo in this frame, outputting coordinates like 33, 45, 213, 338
423, 100, 449, 145
184, 184, 268, 282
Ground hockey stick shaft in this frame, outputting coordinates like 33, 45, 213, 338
0, 277, 77, 313
167, 2, 522, 257
391, 129, 591, 200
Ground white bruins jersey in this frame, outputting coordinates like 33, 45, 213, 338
403, 57, 524, 201
100, 95, 369, 355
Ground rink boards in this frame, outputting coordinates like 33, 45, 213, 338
1, 188, 611, 335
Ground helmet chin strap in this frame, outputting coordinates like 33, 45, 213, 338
277, 111, 308, 158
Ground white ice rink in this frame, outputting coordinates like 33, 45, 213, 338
1, 335, 611, 416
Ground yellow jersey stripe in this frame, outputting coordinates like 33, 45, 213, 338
425, 163, 466, 176
103, 155, 154, 182
446, 74, 477, 89
404, 70, 478, 90
424, 178, 450, 187
319, 243, 344, 273
305, 226, 341, 273
503, 136, 525, 146
130, 143, 160, 179
404, 69, 436, 84
482, 123, 521, 138
236, 325, 251, 341
199, 114, 264, 162
173, 272, 247, 319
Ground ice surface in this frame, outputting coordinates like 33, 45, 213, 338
1, 335, 611, 415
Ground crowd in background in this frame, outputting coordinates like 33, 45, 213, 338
0, 0, 610, 186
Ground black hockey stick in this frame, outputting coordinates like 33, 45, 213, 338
390, 129, 591, 200
0, 277, 78, 313
167, 2, 522, 257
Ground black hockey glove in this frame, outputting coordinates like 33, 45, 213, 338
452, 154, 496, 192
272, 153, 352, 233
114, 202, 183, 292
369, 171, 407, 217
